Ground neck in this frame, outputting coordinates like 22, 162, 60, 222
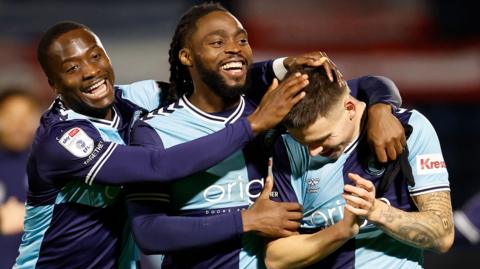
189, 80, 240, 113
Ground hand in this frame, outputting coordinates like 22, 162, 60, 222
337, 206, 360, 239
242, 175, 303, 238
0, 197, 25, 235
283, 51, 341, 82
342, 173, 378, 220
367, 103, 406, 163
248, 73, 308, 135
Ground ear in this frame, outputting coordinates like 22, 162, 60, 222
179, 48, 192, 67
344, 99, 356, 121
47, 78, 60, 95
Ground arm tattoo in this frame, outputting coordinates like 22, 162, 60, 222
374, 191, 453, 251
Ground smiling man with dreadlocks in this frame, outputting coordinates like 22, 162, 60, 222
124, 2, 406, 268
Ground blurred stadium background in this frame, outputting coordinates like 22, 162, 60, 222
0, 0, 478, 267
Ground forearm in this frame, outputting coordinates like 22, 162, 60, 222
369, 193, 454, 253
353, 75, 402, 107
130, 209, 243, 254
95, 118, 253, 185
265, 224, 352, 269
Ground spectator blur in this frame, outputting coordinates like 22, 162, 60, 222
0, 87, 41, 269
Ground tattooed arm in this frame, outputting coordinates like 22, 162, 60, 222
344, 173, 454, 253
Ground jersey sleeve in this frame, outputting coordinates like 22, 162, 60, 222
37, 117, 254, 186
117, 80, 161, 111
348, 75, 402, 107
124, 183, 243, 254
404, 110, 450, 196
270, 135, 310, 203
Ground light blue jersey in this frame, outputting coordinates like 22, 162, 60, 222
273, 108, 450, 269
129, 95, 267, 269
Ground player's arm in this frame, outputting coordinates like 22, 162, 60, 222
38, 119, 254, 185
252, 53, 405, 162
264, 209, 358, 269
126, 176, 302, 254
39, 75, 309, 185
343, 111, 454, 253
344, 174, 454, 253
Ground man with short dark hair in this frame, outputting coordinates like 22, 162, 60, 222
265, 66, 454, 269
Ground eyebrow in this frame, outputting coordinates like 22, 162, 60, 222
61, 44, 100, 63
206, 28, 247, 38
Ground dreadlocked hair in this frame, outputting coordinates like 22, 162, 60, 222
166, 2, 227, 103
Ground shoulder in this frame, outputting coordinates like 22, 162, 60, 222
115, 80, 161, 111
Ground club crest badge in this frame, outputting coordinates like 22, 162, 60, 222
365, 156, 385, 177
59, 127, 94, 158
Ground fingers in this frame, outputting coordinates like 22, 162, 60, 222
259, 176, 274, 200
344, 203, 368, 216
374, 146, 388, 163
347, 173, 374, 192
283, 220, 302, 231
343, 193, 371, 208
344, 185, 371, 201
279, 73, 309, 97
386, 143, 398, 161
394, 138, 404, 156
266, 78, 279, 94
280, 202, 303, 212
285, 211, 303, 221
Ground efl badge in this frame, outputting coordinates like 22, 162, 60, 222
59, 127, 94, 158
416, 154, 447, 175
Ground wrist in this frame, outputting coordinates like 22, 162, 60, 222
334, 220, 357, 240
247, 113, 263, 136
367, 198, 389, 224
241, 209, 254, 233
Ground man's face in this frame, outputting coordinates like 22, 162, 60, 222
0, 96, 40, 152
188, 11, 253, 99
289, 97, 356, 159
46, 28, 115, 119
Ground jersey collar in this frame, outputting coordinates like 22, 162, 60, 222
180, 94, 245, 125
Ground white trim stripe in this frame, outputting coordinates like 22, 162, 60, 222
454, 211, 480, 244
86, 107, 119, 128
225, 97, 245, 124
85, 143, 118, 185
181, 95, 246, 124
410, 186, 450, 196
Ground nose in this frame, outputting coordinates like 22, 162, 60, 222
308, 145, 324, 156
224, 40, 241, 54
82, 61, 100, 80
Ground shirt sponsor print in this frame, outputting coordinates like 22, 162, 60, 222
416, 154, 447, 175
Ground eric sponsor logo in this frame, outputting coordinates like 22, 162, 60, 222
203, 176, 275, 205
416, 154, 447, 175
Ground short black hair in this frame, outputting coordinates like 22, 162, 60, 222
0, 87, 39, 108
166, 2, 228, 103
37, 21, 90, 78
283, 66, 348, 130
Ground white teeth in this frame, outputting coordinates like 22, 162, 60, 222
222, 62, 243, 70
87, 79, 105, 92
